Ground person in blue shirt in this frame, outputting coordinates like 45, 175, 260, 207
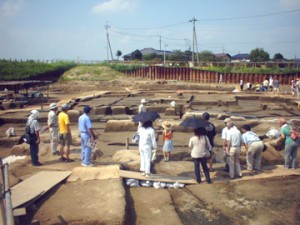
241, 125, 264, 171
78, 105, 96, 167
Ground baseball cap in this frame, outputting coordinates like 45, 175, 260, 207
61, 104, 70, 110
83, 105, 92, 113
224, 118, 231, 123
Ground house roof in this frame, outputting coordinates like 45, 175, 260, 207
214, 53, 231, 58
232, 53, 250, 60
123, 48, 173, 58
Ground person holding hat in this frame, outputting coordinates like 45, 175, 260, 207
58, 103, 73, 162
26, 109, 42, 166
47, 103, 59, 155
78, 105, 96, 167
139, 99, 147, 113
162, 121, 174, 162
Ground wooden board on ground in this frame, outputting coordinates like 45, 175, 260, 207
118, 169, 197, 184
11, 171, 71, 209
67, 165, 120, 182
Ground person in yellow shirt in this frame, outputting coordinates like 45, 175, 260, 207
58, 104, 73, 162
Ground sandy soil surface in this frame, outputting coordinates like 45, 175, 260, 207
0, 78, 300, 225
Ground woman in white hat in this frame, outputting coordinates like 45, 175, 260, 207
162, 121, 174, 162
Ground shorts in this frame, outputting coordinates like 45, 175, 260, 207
59, 133, 72, 146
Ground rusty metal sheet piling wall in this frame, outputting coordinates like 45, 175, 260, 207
122, 66, 300, 85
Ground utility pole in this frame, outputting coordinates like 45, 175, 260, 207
159, 35, 162, 51
189, 17, 199, 67
104, 22, 114, 61
164, 43, 168, 66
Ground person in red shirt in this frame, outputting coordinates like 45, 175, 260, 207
162, 121, 174, 162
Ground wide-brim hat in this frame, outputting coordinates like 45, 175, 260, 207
224, 118, 231, 123
141, 98, 147, 104
49, 103, 57, 110
61, 104, 70, 110
162, 121, 172, 130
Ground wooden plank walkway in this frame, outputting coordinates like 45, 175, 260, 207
11, 171, 71, 209
118, 169, 197, 184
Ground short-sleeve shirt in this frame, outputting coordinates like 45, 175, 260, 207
242, 131, 260, 145
221, 127, 229, 140
226, 126, 241, 147
48, 110, 58, 127
281, 124, 293, 144
58, 111, 70, 134
78, 113, 92, 134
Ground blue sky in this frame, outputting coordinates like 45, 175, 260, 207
0, 0, 300, 61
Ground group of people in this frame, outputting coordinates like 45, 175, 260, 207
137, 104, 298, 184
291, 78, 300, 98
240, 76, 280, 93
25, 103, 96, 167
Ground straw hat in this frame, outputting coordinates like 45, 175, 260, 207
162, 121, 172, 130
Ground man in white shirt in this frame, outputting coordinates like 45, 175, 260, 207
47, 103, 59, 155
226, 121, 242, 179
138, 99, 147, 113
221, 118, 232, 172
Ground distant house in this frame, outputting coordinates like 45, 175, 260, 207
231, 53, 250, 62
214, 53, 232, 62
123, 48, 173, 61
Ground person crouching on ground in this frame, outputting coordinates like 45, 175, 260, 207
138, 120, 157, 177
241, 125, 264, 171
226, 121, 242, 179
79, 105, 96, 167
27, 109, 42, 166
58, 104, 74, 162
162, 121, 174, 162
188, 127, 212, 184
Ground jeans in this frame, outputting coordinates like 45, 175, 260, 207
285, 142, 298, 168
81, 133, 92, 165
30, 134, 39, 165
193, 157, 211, 183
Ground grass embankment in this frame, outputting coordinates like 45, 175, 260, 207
59, 65, 126, 81
0, 60, 76, 80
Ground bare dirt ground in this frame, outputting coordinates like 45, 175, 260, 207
1, 77, 300, 225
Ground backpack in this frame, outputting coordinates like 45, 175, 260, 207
290, 128, 299, 141
205, 122, 216, 146
23, 124, 32, 144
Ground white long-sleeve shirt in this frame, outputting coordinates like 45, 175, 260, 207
138, 127, 157, 151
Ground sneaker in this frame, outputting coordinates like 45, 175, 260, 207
142, 172, 146, 176
59, 157, 66, 162
32, 162, 43, 166
145, 173, 151, 178
52, 151, 59, 156
82, 163, 94, 167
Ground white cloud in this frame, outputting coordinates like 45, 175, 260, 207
279, 0, 300, 8
92, 0, 138, 14
0, 0, 26, 19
